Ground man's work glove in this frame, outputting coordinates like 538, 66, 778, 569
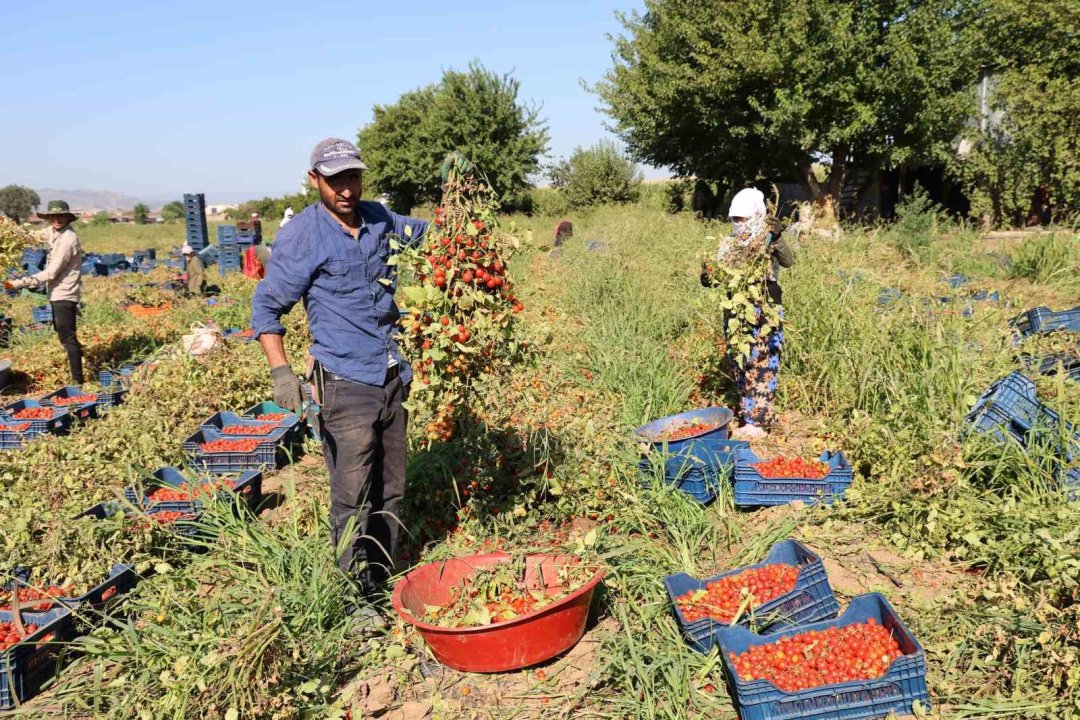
440, 151, 476, 182
270, 364, 304, 413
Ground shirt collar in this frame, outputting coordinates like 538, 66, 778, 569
317, 202, 364, 236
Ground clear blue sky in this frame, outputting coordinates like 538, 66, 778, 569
0, 0, 653, 204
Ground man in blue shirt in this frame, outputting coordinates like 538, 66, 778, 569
252, 138, 428, 616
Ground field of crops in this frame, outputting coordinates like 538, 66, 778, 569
1, 205, 1078, 719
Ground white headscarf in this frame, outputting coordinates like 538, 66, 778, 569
728, 188, 766, 235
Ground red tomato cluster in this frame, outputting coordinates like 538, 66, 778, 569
0, 586, 69, 612
222, 424, 277, 435
675, 564, 799, 623
752, 456, 830, 479
2, 422, 31, 432
150, 511, 194, 524
657, 420, 721, 442
238, 329, 254, 337
729, 618, 903, 691
147, 479, 236, 503
0, 622, 39, 651
53, 394, 98, 406
255, 413, 287, 422
13, 407, 54, 420
199, 438, 261, 453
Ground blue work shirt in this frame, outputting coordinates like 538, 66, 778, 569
251, 201, 429, 386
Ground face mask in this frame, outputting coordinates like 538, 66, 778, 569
731, 221, 747, 235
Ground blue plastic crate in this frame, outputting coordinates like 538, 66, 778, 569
200, 411, 288, 440
733, 449, 853, 507
0, 606, 76, 710
716, 593, 930, 720
21, 248, 47, 272
970, 289, 1000, 303
0, 400, 71, 436
39, 385, 100, 421
639, 438, 748, 505
966, 372, 1078, 461
31, 305, 52, 324
242, 401, 304, 445
664, 540, 840, 654
184, 427, 288, 473
124, 466, 263, 514
876, 288, 903, 307
0, 420, 46, 450
1012, 305, 1080, 337
78, 497, 205, 538
944, 273, 968, 288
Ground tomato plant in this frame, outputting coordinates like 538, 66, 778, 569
397, 157, 524, 442
700, 215, 781, 367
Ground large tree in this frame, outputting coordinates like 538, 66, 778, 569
359, 62, 549, 212
951, 0, 1080, 226
0, 185, 41, 223
597, 0, 977, 215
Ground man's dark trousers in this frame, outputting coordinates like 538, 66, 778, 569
319, 364, 407, 593
50, 300, 83, 384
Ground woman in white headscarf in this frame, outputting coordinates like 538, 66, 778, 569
710, 188, 795, 439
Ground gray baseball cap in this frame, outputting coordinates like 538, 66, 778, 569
310, 138, 368, 176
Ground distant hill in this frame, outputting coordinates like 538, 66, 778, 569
32, 188, 173, 213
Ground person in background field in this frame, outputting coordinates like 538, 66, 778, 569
251, 137, 429, 630
4, 200, 85, 384
181, 244, 206, 296
711, 188, 795, 440
279, 207, 294, 228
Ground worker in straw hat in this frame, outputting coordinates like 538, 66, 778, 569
4, 200, 86, 384
180, 244, 206, 296
705, 188, 795, 440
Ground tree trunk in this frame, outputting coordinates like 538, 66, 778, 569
799, 144, 850, 225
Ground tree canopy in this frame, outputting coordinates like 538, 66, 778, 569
160, 201, 185, 222
359, 62, 549, 212
597, 0, 977, 214
132, 203, 150, 225
951, 0, 1080, 225
0, 185, 41, 224
549, 141, 643, 209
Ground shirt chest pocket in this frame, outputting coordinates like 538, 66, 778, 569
322, 259, 361, 294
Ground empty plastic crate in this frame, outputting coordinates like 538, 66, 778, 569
733, 449, 853, 507
966, 372, 1078, 461
664, 539, 840, 653
30, 306, 52, 324
1012, 305, 1080, 337
716, 593, 930, 720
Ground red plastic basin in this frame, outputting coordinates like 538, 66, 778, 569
392, 552, 605, 672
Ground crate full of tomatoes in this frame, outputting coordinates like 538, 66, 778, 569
123, 466, 263, 515
0, 400, 72, 439
241, 401, 305, 445
635, 408, 741, 504
39, 385, 101, 420
663, 539, 839, 653
732, 450, 852, 507
715, 593, 930, 720
183, 427, 290, 473
0, 607, 76, 710
3, 564, 136, 620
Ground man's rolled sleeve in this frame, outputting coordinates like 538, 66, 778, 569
32, 232, 73, 286
251, 226, 315, 337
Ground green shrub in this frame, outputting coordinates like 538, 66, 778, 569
889, 185, 943, 261
548, 141, 643, 210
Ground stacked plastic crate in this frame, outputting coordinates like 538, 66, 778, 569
235, 220, 262, 247
217, 225, 241, 276
183, 193, 208, 251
